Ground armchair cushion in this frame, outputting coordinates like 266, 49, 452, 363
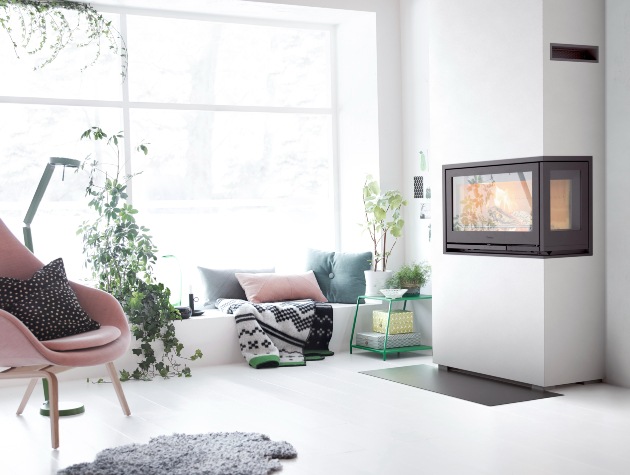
0, 258, 100, 341
41, 325, 121, 351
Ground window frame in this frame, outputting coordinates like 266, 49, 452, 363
0, 5, 341, 257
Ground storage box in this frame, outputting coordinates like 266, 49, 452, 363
372, 310, 414, 334
356, 331, 422, 349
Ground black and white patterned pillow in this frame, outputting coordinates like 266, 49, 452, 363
0, 258, 100, 341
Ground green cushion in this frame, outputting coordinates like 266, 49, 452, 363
306, 249, 371, 304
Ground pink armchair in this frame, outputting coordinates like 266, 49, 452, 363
0, 218, 131, 449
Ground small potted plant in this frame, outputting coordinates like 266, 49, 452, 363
385, 262, 431, 296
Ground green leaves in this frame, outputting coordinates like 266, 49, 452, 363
0, 0, 128, 78
362, 175, 408, 271
385, 261, 431, 289
363, 174, 380, 198
79, 126, 202, 381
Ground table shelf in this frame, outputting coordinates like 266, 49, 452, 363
349, 294, 432, 360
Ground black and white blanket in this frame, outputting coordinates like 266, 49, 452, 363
216, 299, 333, 368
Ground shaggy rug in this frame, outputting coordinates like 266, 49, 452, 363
57, 432, 297, 475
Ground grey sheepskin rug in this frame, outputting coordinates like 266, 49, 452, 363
57, 432, 297, 475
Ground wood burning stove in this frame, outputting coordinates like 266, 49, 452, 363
443, 156, 592, 257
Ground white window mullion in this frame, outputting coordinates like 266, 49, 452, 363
120, 12, 134, 204
0, 96, 331, 116
127, 102, 332, 115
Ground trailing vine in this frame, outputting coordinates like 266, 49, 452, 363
0, 0, 127, 77
77, 127, 202, 380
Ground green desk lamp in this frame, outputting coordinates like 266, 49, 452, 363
23, 156, 85, 417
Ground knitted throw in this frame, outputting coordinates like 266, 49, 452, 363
216, 299, 333, 368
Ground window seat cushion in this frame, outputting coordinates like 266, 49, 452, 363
235, 271, 327, 304
197, 266, 274, 308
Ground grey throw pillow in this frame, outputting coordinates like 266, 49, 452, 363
197, 267, 274, 308
306, 249, 372, 304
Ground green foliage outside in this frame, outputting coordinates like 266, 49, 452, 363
77, 127, 202, 381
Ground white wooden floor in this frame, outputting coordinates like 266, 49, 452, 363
1, 352, 629, 475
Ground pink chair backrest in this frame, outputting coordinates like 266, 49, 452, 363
0, 218, 44, 280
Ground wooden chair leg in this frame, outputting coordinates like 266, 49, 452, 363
106, 362, 131, 416
17, 378, 39, 415
42, 371, 59, 449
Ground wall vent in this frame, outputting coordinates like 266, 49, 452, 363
550, 43, 598, 63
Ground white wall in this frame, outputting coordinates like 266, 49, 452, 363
400, 0, 431, 264
400, 0, 433, 343
542, 0, 605, 386
605, 0, 630, 388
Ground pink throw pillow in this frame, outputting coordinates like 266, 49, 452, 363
235, 271, 328, 304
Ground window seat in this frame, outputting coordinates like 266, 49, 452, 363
168, 301, 384, 368
67, 301, 383, 381
0, 301, 384, 385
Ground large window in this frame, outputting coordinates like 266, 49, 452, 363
0, 8, 336, 278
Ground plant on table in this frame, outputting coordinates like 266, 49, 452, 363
385, 262, 431, 295
362, 174, 407, 271
77, 127, 202, 381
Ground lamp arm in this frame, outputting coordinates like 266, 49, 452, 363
23, 163, 56, 253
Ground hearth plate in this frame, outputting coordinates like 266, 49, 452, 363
360, 364, 562, 406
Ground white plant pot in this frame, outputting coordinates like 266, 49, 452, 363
364, 270, 393, 297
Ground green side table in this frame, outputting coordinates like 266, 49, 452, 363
349, 294, 432, 360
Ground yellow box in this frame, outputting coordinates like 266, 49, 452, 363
372, 310, 414, 334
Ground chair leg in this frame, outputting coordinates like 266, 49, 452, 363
42, 371, 59, 449
17, 378, 39, 415
106, 362, 131, 416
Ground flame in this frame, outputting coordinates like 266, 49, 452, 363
493, 185, 515, 213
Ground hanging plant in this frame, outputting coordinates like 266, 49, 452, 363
0, 0, 127, 77
77, 127, 202, 380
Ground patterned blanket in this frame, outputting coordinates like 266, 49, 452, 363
216, 299, 333, 368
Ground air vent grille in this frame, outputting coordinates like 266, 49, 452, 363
550, 43, 598, 63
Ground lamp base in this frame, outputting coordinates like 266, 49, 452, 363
40, 401, 85, 417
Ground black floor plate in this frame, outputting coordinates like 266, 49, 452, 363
360, 364, 562, 406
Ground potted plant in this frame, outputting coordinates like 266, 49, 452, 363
77, 127, 202, 380
362, 174, 407, 295
385, 262, 432, 296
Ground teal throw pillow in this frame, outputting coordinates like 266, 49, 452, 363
306, 249, 371, 304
